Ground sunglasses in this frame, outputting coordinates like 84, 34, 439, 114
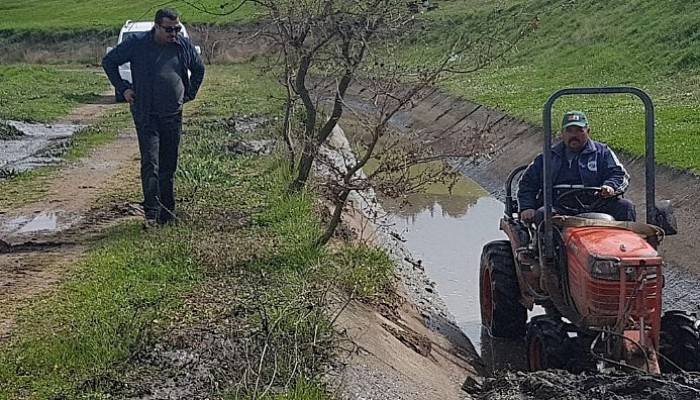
159, 25, 182, 33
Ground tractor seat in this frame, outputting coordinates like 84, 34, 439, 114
576, 212, 615, 221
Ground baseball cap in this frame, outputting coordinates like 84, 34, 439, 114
561, 111, 588, 129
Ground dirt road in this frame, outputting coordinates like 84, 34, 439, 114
0, 96, 140, 340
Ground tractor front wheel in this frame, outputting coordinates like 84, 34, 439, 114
526, 315, 572, 371
479, 240, 526, 338
660, 310, 700, 372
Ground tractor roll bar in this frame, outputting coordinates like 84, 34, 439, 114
543, 87, 655, 259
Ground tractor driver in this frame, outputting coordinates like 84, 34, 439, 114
518, 111, 636, 224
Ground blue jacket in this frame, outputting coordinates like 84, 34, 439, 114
102, 29, 205, 122
517, 140, 630, 211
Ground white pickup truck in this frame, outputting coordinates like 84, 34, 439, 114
106, 20, 201, 102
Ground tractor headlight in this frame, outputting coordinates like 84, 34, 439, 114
591, 259, 621, 280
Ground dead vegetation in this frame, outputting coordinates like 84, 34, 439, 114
467, 370, 700, 400
0, 24, 273, 65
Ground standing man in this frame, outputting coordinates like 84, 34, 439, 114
102, 8, 205, 227
518, 111, 636, 223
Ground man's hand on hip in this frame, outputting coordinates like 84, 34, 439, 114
123, 89, 136, 104
521, 209, 536, 223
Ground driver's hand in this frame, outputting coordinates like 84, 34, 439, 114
599, 185, 615, 198
521, 209, 536, 223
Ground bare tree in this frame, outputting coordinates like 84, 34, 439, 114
312, 73, 499, 247
252, 1, 535, 245
252, 0, 391, 192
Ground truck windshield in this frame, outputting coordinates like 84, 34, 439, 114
121, 30, 185, 43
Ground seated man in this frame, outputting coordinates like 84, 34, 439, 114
518, 111, 636, 224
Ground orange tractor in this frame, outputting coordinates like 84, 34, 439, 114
479, 87, 699, 374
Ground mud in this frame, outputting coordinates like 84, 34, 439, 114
113, 328, 243, 399
0, 120, 85, 174
0, 198, 143, 340
226, 139, 277, 156
466, 370, 700, 400
96, 280, 250, 399
0, 121, 23, 139
13, 212, 58, 233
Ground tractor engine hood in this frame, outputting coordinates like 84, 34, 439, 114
565, 226, 660, 265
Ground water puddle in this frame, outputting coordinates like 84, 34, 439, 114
15, 212, 59, 234
1, 211, 72, 240
0, 120, 85, 174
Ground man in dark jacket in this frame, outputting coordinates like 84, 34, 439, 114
518, 111, 636, 223
102, 8, 205, 227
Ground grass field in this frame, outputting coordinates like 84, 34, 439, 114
411, 0, 700, 171
0, 65, 110, 122
0, 0, 259, 31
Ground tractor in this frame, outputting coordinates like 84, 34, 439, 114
479, 87, 700, 374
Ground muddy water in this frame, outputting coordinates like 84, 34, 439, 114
0, 211, 78, 244
380, 176, 543, 369
14, 212, 59, 234
0, 120, 85, 173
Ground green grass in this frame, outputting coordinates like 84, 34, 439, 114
0, 0, 260, 31
0, 62, 275, 209
409, 0, 700, 171
63, 109, 132, 161
243, 377, 330, 400
0, 224, 201, 399
186, 63, 284, 119
329, 245, 395, 302
0, 65, 109, 122
0, 169, 54, 209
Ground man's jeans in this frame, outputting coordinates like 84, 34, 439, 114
135, 112, 182, 222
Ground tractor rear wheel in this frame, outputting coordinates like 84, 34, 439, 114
479, 240, 526, 338
660, 310, 700, 372
526, 315, 571, 371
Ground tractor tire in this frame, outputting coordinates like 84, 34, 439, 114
115, 87, 125, 103
660, 310, 700, 372
526, 315, 572, 371
480, 240, 526, 338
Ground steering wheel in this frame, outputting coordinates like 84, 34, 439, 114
554, 185, 621, 214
